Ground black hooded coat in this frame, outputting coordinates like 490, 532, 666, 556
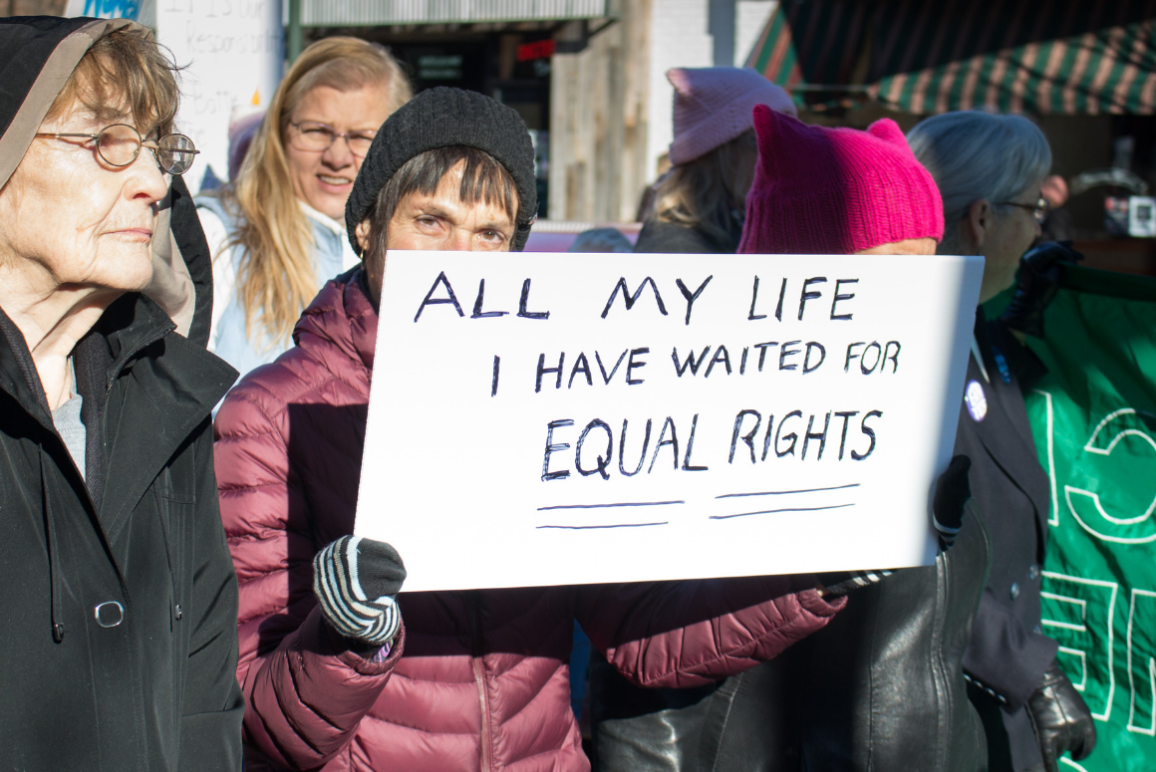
0, 17, 241, 771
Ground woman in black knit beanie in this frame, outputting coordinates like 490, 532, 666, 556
214, 85, 848, 772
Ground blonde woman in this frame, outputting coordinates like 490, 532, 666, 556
634, 67, 795, 254
198, 37, 412, 376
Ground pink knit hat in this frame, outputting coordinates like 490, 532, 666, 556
738, 105, 944, 255
668, 67, 796, 165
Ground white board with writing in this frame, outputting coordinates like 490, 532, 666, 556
355, 252, 984, 592
155, 0, 282, 191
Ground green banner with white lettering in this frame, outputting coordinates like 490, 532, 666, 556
1017, 266, 1156, 770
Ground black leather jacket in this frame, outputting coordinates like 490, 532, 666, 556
591, 502, 992, 772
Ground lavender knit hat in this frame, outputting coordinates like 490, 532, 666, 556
668, 67, 797, 165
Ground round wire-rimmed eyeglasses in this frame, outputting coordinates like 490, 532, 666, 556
34, 123, 199, 175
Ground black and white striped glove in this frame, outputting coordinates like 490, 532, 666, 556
817, 569, 893, 597
313, 535, 406, 647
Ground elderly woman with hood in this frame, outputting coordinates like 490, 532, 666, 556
0, 16, 241, 772
213, 86, 847, 772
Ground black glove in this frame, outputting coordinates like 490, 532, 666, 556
1000, 240, 1083, 338
933, 455, 971, 552
1026, 659, 1097, 772
313, 535, 406, 648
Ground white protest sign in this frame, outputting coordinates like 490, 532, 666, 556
356, 252, 984, 593
155, 0, 282, 191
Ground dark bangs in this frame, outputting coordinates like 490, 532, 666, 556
363, 146, 519, 260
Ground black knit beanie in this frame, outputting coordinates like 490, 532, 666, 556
346, 87, 538, 252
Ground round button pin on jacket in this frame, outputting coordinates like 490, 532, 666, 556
965, 379, 987, 422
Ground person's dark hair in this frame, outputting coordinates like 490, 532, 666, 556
363, 145, 518, 266
568, 227, 633, 253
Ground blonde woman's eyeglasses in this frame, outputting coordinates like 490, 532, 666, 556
288, 121, 376, 158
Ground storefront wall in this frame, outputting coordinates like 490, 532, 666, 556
293, 0, 771, 224
548, 1, 652, 222
550, 0, 768, 222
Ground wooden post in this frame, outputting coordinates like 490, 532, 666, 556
549, 0, 652, 222
287, 0, 302, 63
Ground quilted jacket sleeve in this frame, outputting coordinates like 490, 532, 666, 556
214, 376, 403, 769
576, 575, 845, 689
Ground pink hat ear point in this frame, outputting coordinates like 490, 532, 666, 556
751, 103, 777, 133
666, 67, 691, 93
866, 118, 908, 148
751, 104, 779, 173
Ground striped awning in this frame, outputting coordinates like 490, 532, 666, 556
745, 0, 1156, 115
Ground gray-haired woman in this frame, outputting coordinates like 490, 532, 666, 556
909, 111, 1096, 772
909, 112, 1052, 303
0, 17, 241, 770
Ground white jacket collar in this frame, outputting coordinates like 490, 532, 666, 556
299, 200, 345, 237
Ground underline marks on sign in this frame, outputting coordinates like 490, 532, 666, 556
535, 486, 859, 526
536, 500, 684, 529
710, 503, 856, 521
538, 500, 686, 510
712, 483, 859, 521
715, 483, 861, 499
537, 522, 671, 530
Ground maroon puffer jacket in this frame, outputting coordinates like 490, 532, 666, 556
214, 270, 846, 772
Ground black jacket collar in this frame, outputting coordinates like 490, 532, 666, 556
969, 311, 1051, 536
0, 304, 52, 430
0, 291, 236, 557
92, 293, 236, 548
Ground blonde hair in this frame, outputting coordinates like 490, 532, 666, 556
648, 129, 758, 246
47, 25, 179, 135
228, 37, 412, 346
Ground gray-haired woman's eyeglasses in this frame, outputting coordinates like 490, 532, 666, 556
998, 196, 1051, 225
35, 123, 199, 175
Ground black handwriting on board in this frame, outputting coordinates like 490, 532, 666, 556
746, 277, 860, 322
413, 271, 463, 322
601, 277, 668, 319
415, 273, 549, 321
